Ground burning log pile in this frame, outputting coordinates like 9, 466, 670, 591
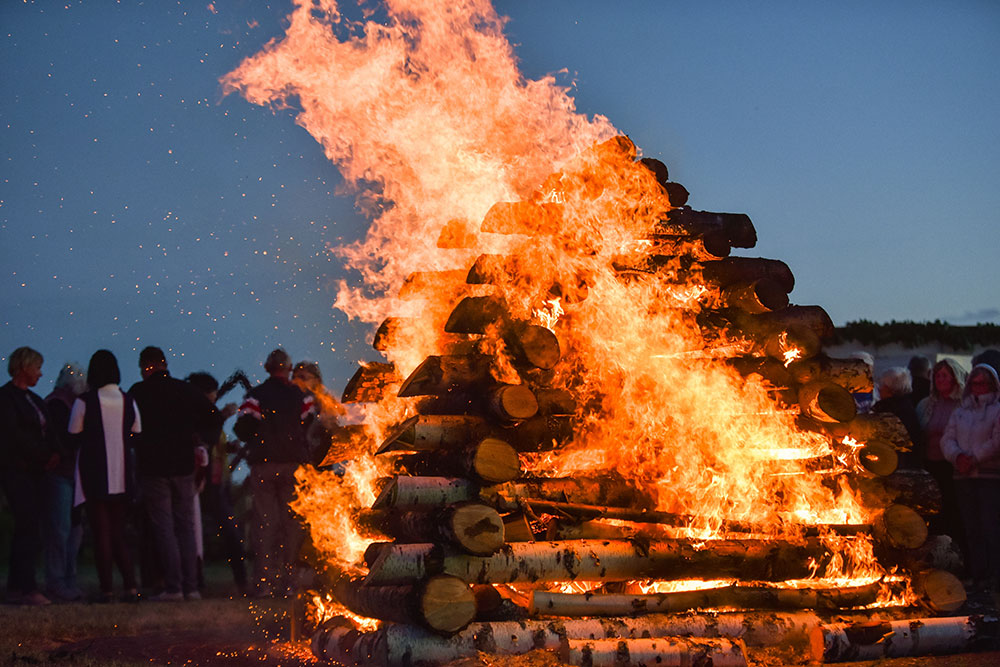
308, 136, 994, 666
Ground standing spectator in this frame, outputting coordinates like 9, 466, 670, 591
908, 355, 932, 406
68, 350, 141, 603
186, 371, 246, 596
292, 360, 347, 465
128, 346, 220, 601
873, 366, 924, 469
916, 359, 969, 564
43, 362, 87, 602
234, 348, 314, 598
0, 346, 60, 606
940, 364, 1000, 594
849, 351, 876, 415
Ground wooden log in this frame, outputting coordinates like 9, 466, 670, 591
738, 305, 836, 342
488, 384, 538, 423
845, 468, 942, 517
502, 414, 576, 452
501, 512, 535, 542
700, 257, 792, 291
760, 325, 822, 362
400, 438, 521, 484
912, 569, 967, 613
443, 295, 509, 333
332, 574, 476, 634
372, 476, 477, 510
359, 503, 506, 555
531, 581, 885, 618
533, 388, 576, 416
507, 323, 561, 370
727, 356, 795, 387
721, 278, 789, 314
661, 182, 690, 208
878, 534, 964, 575
397, 270, 469, 300
364, 538, 830, 586
313, 610, 884, 665
436, 218, 477, 249
798, 380, 858, 424
811, 614, 999, 662
872, 504, 928, 550
787, 355, 874, 394
827, 413, 913, 452
341, 361, 401, 403
479, 200, 564, 235
377, 415, 490, 454
654, 208, 758, 249
397, 354, 495, 397
487, 473, 653, 510
561, 637, 747, 667
764, 442, 897, 478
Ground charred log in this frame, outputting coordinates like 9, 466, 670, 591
332, 574, 476, 635
341, 361, 402, 403
700, 257, 793, 292
397, 354, 496, 398
721, 278, 789, 314
797, 380, 858, 424
787, 355, 874, 394
654, 208, 758, 249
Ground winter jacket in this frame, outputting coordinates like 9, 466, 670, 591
0, 380, 59, 473
234, 376, 314, 465
940, 364, 1000, 479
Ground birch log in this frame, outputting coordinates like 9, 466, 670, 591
812, 615, 1000, 662
531, 581, 886, 617
561, 637, 748, 667
364, 538, 830, 586
332, 574, 476, 634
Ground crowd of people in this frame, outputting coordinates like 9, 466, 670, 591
869, 350, 1000, 597
0, 345, 344, 605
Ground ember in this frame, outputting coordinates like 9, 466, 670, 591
220, 1, 993, 665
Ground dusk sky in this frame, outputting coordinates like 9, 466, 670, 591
3, 1, 998, 396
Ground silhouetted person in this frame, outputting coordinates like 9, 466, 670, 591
908, 355, 931, 407
234, 348, 314, 598
873, 367, 923, 469
0, 346, 60, 606
128, 346, 220, 601
187, 371, 246, 596
42, 362, 87, 601
68, 349, 141, 602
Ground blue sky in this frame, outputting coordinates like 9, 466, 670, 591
2, 1, 998, 395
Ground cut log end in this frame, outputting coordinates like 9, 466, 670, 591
420, 575, 477, 634
450, 504, 506, 555
472, 438, 522, 483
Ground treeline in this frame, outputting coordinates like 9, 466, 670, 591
834, 320, 1000, 350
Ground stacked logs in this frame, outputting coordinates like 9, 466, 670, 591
316, 137, 991, 666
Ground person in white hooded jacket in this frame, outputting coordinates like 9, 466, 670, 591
940, 363, 1000, 592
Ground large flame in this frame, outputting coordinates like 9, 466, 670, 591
225, 0, 887, 610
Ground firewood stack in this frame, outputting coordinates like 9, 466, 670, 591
311, 136, 995, 666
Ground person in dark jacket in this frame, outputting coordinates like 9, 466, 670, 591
42, 362, 87, 601
234, 348, 314, 598
0, 346, 60, 605
68, 349, 141, 602
873, 366, 924, 469
128, 346, 221, 601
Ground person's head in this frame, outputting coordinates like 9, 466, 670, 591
138, 346, 167, 378
292, 361, 322, 393
877, 367, 912, 398
966, 364, 1000, 398
907, 355, 931, 380
264, 348, 291, 378
931, 359, 967, 401
849, 351, 874, 368
186, 371, 218, 402
8, 346, 43, 388
54, 362, 87, 396
87, 350, 121, 388
972, 349, 1000, 378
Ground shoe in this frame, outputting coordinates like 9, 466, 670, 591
19, 591, 52, 606
185, 591, 202, 601
148, 591, 184, 602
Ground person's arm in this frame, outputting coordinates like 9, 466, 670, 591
939, 410, 961, 464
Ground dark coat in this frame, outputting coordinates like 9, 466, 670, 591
0, 381, 59, 473
234, 377, 313, 465
128, 371, 221, 477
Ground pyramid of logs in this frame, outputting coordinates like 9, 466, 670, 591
311, 137, 997, 666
